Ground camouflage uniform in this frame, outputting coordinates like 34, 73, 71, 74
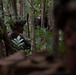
8, 32, 31, 50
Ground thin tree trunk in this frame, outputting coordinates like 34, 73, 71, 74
7, 0, 13, 20
0, 0, 6, 58
27, 14, 30, 38
30, 0, 36, 53
19, 0, 23, 17
48, 1, 53, 31
41, 0, 46, 28
19, 0, 26, 20
0, 40, 5, 58
11, 0, 18, 19
0, 0, 4, 18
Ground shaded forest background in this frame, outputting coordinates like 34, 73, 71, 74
0, 0, 65, 59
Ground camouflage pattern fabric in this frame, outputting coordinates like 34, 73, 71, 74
0, 51, 70, 75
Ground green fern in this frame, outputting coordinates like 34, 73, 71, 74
12, 36, 24, 50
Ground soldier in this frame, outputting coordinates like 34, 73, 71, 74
8, 20, 31, 51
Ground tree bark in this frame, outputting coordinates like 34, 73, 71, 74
0, 0, 6, 58
27, 14, 30, 38
11, 0, 18, 19
0, 19, 16, 56
19, 0, 26, 20
41, 0, 46, 28
0, 0, 4, 18
0, 0, 16, 57
48, 1, 53, 31
52, 0, 59, 58
29, 0, 36, 53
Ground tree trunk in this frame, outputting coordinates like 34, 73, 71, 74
0, 0, 4, 18
29, 0, 36, 53
52, 0, 59, 58
0, 0, 6, 58
19, 0, 26, 20
0, 0, 16, 57
48, 1, 53, 31
0, 19, 16, 56
41, 0, 46, 28
6, 0, 11, 20
11, 0, 18, 19
27, 14, 30, 38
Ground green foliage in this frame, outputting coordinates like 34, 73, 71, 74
35, 28, 53, 53
59, 41, 66, 56
12, 36, 24, 50
9, 21, 15, 28
35, 28, 66, 55
24, 50, 31, 55
59, 31, 67, 56
34, 0, 41, 18
0, 26, 4, 36
2, 0, 66, 56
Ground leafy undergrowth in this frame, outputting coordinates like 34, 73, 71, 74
11, 28, 66, 56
